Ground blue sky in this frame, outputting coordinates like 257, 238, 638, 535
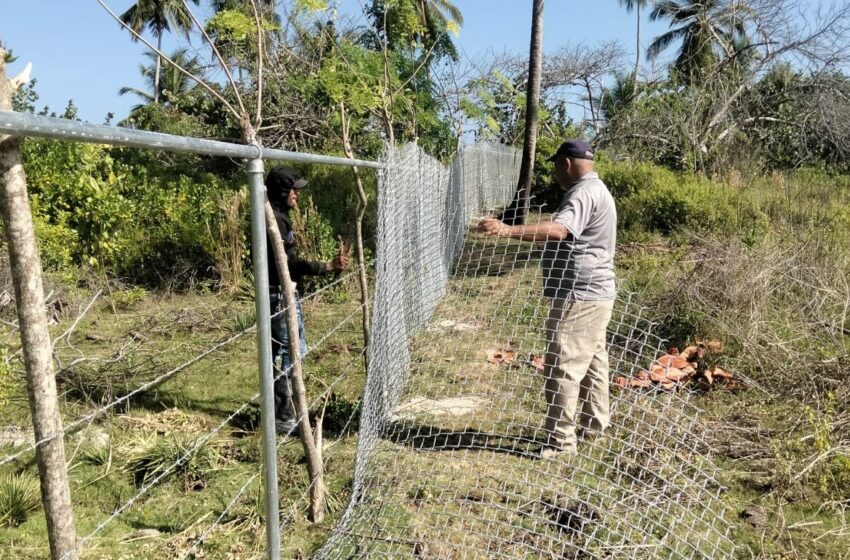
0, 1, 743, 122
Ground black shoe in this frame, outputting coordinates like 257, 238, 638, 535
275, 418, 299, 437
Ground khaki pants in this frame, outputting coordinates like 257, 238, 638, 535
542, 298, 615, 450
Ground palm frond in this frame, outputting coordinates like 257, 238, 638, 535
647, 26, 689, 60
649, 0, 685, 22
118, 86, 154, 102
429, 0, 463, 26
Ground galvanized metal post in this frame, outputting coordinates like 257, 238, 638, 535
246, 155, 281, 560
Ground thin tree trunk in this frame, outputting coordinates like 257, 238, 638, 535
154, 34, 162, 104
635, 2, 642, 77
262, 197, 325, 523
339, 104, 371, 373
380, 103, 395, 146
515, 0, 544, 222
379, 14, 396, 147
585, 78, 599, 133
0, 50, 78, 560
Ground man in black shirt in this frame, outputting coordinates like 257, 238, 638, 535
265, 167, 348, 435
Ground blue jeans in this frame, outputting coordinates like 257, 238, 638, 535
270, 290, 308, 421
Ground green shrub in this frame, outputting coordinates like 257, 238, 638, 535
124, 436, 220, 492
600, 159, 770, 240
289, 194, 340, 294
299, 164, 378, 247
0, 473, 40, 528
292, 195, 339, 264
110, 286, 148, 310
598, 156, 679, 200
22, 135, 240, 287
742, 168, 850, 247
115, 173, 226, 285
33, 215, 77, 271
80, 444, 113, 469
24, 141, 135, 268
318, 393, 361, 435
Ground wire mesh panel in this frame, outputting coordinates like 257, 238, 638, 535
318, 142, 735, 559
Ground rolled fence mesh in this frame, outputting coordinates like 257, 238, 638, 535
315, 142, 737, 559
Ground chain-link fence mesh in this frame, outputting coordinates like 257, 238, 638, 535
316, 142, 737, 559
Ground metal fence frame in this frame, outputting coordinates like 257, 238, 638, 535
0, 109, 383, 560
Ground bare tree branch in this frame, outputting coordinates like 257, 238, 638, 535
96, 0, 244, 122
180, 0, 249, 119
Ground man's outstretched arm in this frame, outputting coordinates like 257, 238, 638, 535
478, 217, 569, 243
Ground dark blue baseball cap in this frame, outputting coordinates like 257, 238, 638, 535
546, 139, 595, 162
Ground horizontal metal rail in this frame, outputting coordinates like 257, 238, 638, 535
0, 110, 383, 169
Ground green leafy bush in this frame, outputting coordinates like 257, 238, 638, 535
24, 140, 131, 267
599, 158, 770, 241
598, 157, 679, 200
32, 215, 77, 271
318, 393, 361, 435
299, 164, 378, 247
110, 286, 148, 310
22, 136, 239, 287
115, 173, 226, 285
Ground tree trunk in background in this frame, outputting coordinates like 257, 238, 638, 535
586, 78, 599, 133
635, 2, 642, 77
154, 33, 162, 104
340, 104, 372, 374
0, 49, 78, 560
509, 0, 544, 225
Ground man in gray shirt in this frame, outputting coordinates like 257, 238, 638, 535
479, 139, 617, 458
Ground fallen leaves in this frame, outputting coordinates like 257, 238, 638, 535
486, 348, 516, 365
613, 339, 746, 393
529, 354, 545, 371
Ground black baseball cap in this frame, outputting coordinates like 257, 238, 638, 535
546, 139, 595, 162
265, 166, 308, 195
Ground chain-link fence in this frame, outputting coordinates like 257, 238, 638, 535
1, 107, 737, 557
317, 142, 736, 559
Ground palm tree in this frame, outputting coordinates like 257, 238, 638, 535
368, 0, 463, 57
503, 0, 543, 226
120, 0, 201, 104
598, 73, 638, 121
119, 48, 201, 109
618, 0, 650, 77
413, 0, 464, 36
647, 0, 748, 82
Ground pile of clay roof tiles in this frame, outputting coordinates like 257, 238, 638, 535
614, 339, 747, 392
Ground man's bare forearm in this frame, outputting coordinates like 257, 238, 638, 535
501, 221, 568, 242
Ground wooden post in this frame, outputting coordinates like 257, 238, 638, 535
262, 195, 326, 523
340, 103, 371, 372
0, 49, 78, 559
